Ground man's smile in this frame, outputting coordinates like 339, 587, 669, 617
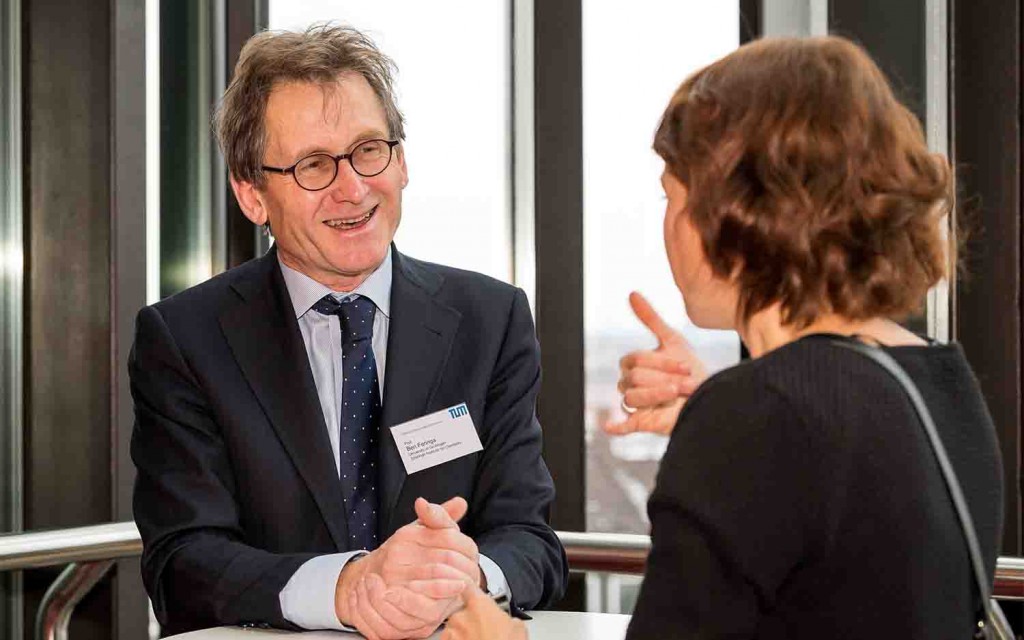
323, 204, 377, 230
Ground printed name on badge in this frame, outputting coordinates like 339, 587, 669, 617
390, 402, 483, 475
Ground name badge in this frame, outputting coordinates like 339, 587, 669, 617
390, 403, 484, 474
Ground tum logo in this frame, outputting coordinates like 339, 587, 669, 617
448, 404, 469, 419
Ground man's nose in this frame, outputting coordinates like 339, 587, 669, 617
329, 160, 369, 202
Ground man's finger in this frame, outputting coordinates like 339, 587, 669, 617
440, 496, 468, 523
406, 577, 470, 599
347, 590, 381, 640
440, 621, 465, 640
354, 579, 406, 639
415, 497, 459, 530
359, 575, 425, 633
381, 546, 478, 586
403, 526, 480, 562
365, 573, 440, 631
405, 561, 476, 584
383, 584, 454, 621
461, 583, 494, 607
629, 291, 676, 345
416, 547, 479, 577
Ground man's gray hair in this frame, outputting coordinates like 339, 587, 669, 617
214, 23, 405, 186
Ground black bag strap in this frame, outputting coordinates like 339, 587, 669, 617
832, 339, 993, 633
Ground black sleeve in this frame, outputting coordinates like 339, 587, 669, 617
130, 305, 316, 633
469, 288, 568, 611
626, 373, 826, 639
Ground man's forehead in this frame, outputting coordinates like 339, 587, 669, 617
266, 76, 352, 126
263, 74, 387, 158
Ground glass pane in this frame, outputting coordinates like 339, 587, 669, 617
269, 3, 512, 283
584, 1, 741, 535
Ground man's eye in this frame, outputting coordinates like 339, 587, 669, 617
301, 157, 328, 171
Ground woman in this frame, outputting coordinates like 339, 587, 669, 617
442, 35, 1004, 639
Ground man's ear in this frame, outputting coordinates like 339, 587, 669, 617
394, 144, 409, 189
230, 175, 268, 226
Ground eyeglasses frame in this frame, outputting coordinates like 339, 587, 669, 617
260, 139, 401, 192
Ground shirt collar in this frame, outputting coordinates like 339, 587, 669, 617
278, 246, 393, 319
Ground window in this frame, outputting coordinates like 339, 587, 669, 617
583, 0, 741, 535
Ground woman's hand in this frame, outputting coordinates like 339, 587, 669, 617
441, 586, 528, 640
604, 292, 708, 436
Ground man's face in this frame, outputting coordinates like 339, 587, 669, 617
233, 72, 408, 291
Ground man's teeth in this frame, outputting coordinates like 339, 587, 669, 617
325, 208, 375, 228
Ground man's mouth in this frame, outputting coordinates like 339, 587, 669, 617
324, 205, 377, 230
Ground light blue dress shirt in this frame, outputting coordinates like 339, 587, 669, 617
276, 249, 509, 630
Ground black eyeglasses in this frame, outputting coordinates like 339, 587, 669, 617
261, 139, 400, 191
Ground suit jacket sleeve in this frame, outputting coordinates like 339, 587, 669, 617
468, 288, 568, 611
130, 305, 317, 633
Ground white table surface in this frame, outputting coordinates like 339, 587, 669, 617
166, 611, 631, 639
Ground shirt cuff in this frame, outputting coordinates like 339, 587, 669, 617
279, 551, 367, 631
479, 553, 511, 605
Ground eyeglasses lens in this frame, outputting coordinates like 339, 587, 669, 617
293, 140, 392, 190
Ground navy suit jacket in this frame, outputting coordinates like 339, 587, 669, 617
130, 246, 567, 634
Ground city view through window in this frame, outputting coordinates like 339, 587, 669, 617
583, 1, 741, 536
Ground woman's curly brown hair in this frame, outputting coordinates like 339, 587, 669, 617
654, 36, 953, 328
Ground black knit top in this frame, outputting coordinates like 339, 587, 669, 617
626, 335, 1004, 640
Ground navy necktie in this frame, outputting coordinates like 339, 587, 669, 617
312, 294, 380, 551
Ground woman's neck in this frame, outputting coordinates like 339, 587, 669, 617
739, 305, 927, 358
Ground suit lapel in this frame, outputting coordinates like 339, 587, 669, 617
218, 250, 349, 550
378, 250, 461, 537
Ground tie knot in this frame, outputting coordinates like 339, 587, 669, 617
313, 294, 375, 341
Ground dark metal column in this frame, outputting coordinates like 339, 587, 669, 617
951, 0, 1022, 558
829, 0, 931, 336
112, 0, 150, 637
740, 0, 762, 43
0, 0, 25, 636
23, 0, 114, 637
533, 0, 584, 610
534, 0, 584, 537
225, 0, 265, 267
829, 1, 927, 133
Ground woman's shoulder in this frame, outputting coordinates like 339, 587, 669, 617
673, 346, 811, 435
704, 334, 966, 386
680, 335, 969, 430
682, 336, 849, 407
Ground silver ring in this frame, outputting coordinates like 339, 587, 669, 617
619, 398, 637, 415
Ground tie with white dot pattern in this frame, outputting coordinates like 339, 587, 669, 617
312, 294, 380, 551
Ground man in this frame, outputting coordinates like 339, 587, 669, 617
130, 25, 566, 637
